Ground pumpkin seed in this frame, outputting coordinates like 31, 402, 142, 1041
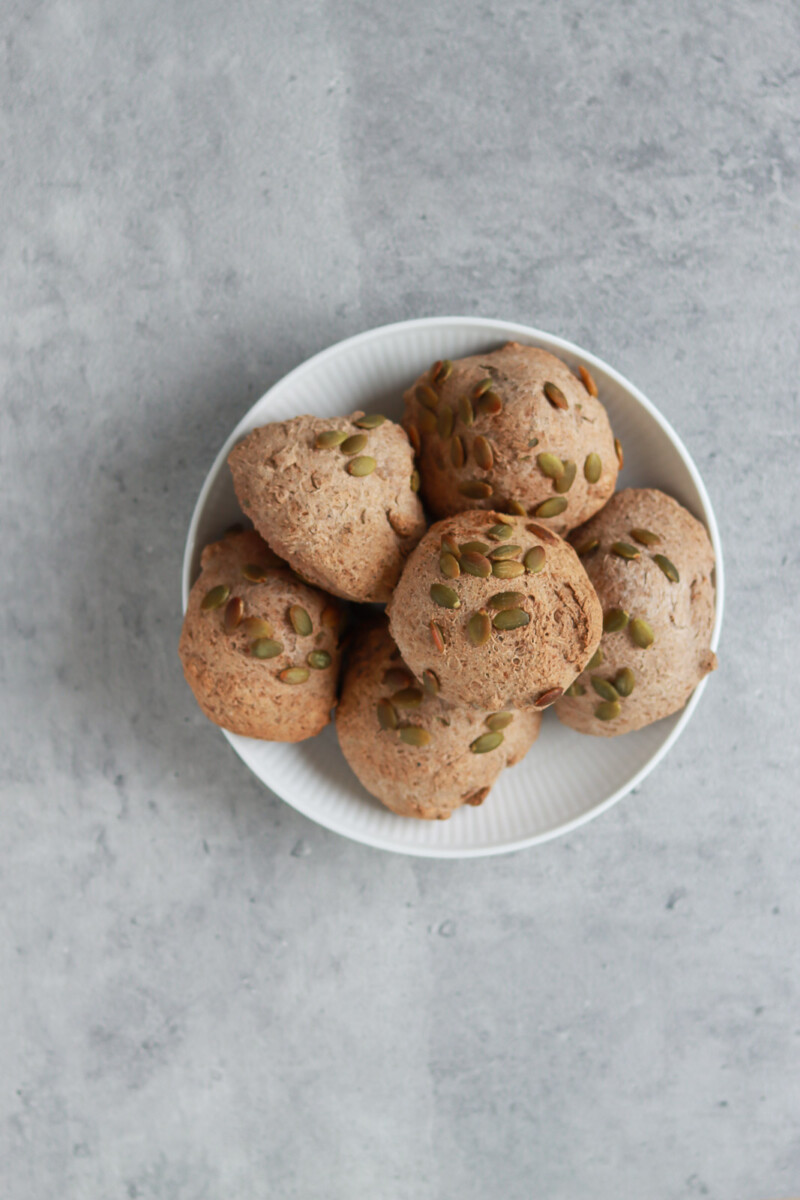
489, 591, 526, 609
653, 554, 680, 583
243, 617, 274, 639
347, 455, 376, 476
630, 617, 654, 648
591, 676, 620, 702
410, 469, 420, 492
595, 700, 621, 721
308, 650, 332, 670
441, 534, 461, 558
486, 711, 514, 731
488, 523, 512, 541
474, 377, 494, 397
587, 646, 603, 669
251, 637, 284, 659
458, 395, 474, 427
430, 583, 460, 609
280, 667, 310, 684
419, 409, 436, 434
440, 551, 461, 579
467, 611, 492, 646
524, 546, 546, 573
451, 435, 466, 468
459, 480, 493, 499
422, 669, 440, 698
544, 381, 568, 410
534, 687, 563, 707
526, 522, 560, 544
224, 596, 244, 632
528, 436, 540, 448
615, 667, 635, 696
417, 383, 440, 410
321, 605, 339, 629
383, 667, 413, 690
506, 499, 527, 516
554, 460, 577, 494
584, 452, 602, 483
473, 436, 494, 470
492, 559, 525, 578
393, 687, 423, 709
399, 725, 431, 747
354, 413, 386, 429
241, 563, 271, 582
471, 731, 504, 754
565, 681, 586, 697
437, 406, 454, 439
316, 429, 347, 449
289, 605, 312, 636
477, 391, 503, 416
430, 621, 445, 653
377, 700, 398, 730
433, 358, 453, 383
493, 608, 530, 631
407, 424, 421, 453
574, 538, 599, 557
459, 541, 490, 554
579, 365, 598, 396
341, 433, 368, 455
201, 584, 230, 611
614, 438, 624, 469
630, 527, 660, 546
537, 452, 565, 479
603, 608, 629, 632
488, 543, 522, 560
460, 551, 492, 578
612, 541, 641, 560
533, 497, 568, 519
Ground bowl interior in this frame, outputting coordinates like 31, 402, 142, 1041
182, 318, 723, 857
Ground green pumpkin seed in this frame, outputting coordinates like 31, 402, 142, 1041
460, 551, 492, 578
393, 687, 424, 709
486, 711, 514, 731
584, 453, 602, 483
467, 611, 492, 646
410, 469, 420, 492
419, 409, 436, 434
526, 522, 560, 544
280, 667, 310, 684
430, 621, 445, 653
459, 394, 474, 427
474, 377, 494, 397
615, 667, 635, 696
440, 552, 460, 579
595, 700, 621, 721
315, 429, 347, 449
506, 499, 527, 516
459, 480, 493, 499
487, 523, 512, 541
354, 413, 387, 429
488, 543, 522, 560
224, 596, 244, 632
565, 682, 586, 697
614, 438, 624, 469
544, 381, 568, 410
473, 436, 494, 470
537, 452, 565, 479
489, 591, 526, 610
492, 559, 525, 579
630, 527, 660, 545
587, 646, 603, 669
307, 650, 332, 670
417, 383, 440, 410
251, 637, 284, 659
579, 365, 598, 396
433, 358, 453, 383
341, 433, 368, 455
471, 730, 504, 754
201, 584, 230, 611
533, 497, 568, 519
477, 391, 503, 416
430, 583, 460, 609
383, 667, 412, 690
243, 617, 274, 639
399, 725, 431, 747
653, 554, 680, 583
459, 541, 490, 554
554, 461, 577, 494
422, 669, 440, 698
347, 455, 376, 476
612, 541, 641, 560
377, 700, 398, 731
492, 608, 530, 631
450, 435, 466, 468
574, 538, 599, 557
534, 687, 563, 707
289, 605, 312, 636
437, 406, 454, 439
407, 423, 421, 453
603, 608, 629, 632
591, 676, 620, 702
630, 617, 654, 648
524, 546, 546, 573
241, 563, 272, 582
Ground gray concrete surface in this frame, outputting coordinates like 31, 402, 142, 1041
2, 1, 800, 1196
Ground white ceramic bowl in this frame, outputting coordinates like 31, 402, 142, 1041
182, 317, 724, 857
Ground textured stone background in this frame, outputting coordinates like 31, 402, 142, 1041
2, 1, 799, 1197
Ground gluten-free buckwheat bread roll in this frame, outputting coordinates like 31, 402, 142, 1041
228, 413, 426, 603
402, 343, 618, 534
555, 489, 717, 736
336, 620, 542, 820
387, 511, 602, 711
179, 530, 342, 741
